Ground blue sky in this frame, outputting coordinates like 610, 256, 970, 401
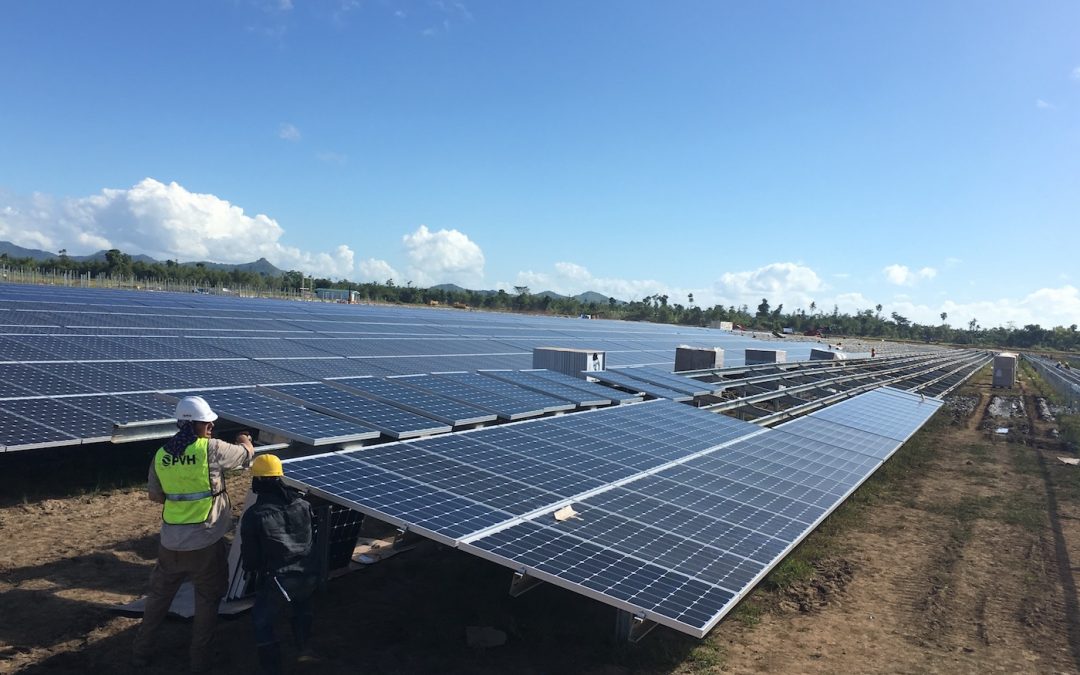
1, 1, 1078, 328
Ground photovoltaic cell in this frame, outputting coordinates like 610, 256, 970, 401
526, 368, 643, 403
479, 370, 613, 407
285, 451, 512, 542
28, 362, 147, 394
772, 415, 900, 460
333, 376, 496, 427
395, 374, 550, 421
433, 371, 575, 413
0, 408, 77, 451
0, 398, 114, 440
608, 367, 715, 396
585, 370, 694, 401
0, 363, 99, 396
63, 394, 174, 425
808, 387, 942, 441
262, 382, 450, 439
164, 389, 380, 446
286, 388, 942, 638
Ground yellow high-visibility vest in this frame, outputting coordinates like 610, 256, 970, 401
154, 437, 214, 525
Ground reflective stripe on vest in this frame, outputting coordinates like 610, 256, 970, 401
154, 437, 214, 525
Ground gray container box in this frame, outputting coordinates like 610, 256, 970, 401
809, 348, 847, 361
533, 347, 605, 378
745, 348, 786, 365
992, 352, 1018, 388
674, 346, 724, 371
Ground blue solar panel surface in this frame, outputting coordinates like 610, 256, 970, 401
332, 376, 496, 426
262, 382, 450, 439
394, 374, 549, 421
479, 370, 613, 407
163, 389, 380, 446
526, 368, 643, 403
433, 371, 575, 413
285, 388, 942, 637
585, 370, 694, 401
612, 366, 718, 396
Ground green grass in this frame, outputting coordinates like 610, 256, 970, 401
763, 557, 816, 590
1009, 445, 1042, 477
999, 493, 1045, 531
730, 600, 764, 627
965, 443, 992, 460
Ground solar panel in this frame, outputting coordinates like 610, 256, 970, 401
62, 394, 175, 426
0, 398, 114, 441
261, 382, 450, 439
585, 370, 694, 402
0, 408, 78, 451
285, 451, 513, 544
0, 363, 98, 396
479, 370, 613, 407
27, 362, 148, 394
83, 361, 202, 390
284, 387, 940, 638
808, 387, 942, 441
258, 357, 390, 380
332, 376, 496, 427
526, 368, 643, 403
774, 415, 900, 460
433, 371, 575, 413
1, 334, 117, 361
160, 389, 380, 446
394, 374, 550, 421
612, 366, 718, 396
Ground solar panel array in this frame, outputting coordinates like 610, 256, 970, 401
283, 387, 943, 637
585, 369, 695, 402
1, 283, 764, 450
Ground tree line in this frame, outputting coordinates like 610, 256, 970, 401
2, 250, 1078, 353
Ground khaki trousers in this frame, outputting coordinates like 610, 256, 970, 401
132, 538, 228, 668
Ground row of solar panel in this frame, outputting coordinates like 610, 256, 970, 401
282, 387, 943, 637
0, 369, 641, 451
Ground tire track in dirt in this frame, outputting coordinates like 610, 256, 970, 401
1020, 382, 1080, 670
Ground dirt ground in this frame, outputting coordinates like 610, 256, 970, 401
2, 367, 1079, 674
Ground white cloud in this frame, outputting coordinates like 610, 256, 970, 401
713, 262, 825, 311
887, 285, 1080, 328
511, 262, 678, 302
358, 258, 400, 283
883, 264, 937, 286
1072, 66, 1080, 80
402, 225, 485, 287
944, 257, 962, 268
278, 123, 301, 141
1036, 99, 1056, 110
0, 178, 357, 278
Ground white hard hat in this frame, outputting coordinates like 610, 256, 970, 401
175, 396, 218, 422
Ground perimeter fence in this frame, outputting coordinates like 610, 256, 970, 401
1025, 353, 1080, 410
0, 265, 312, 301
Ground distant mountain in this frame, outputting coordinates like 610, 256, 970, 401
74, 249, 158, 264
426, 283, 623, 305
531, 290, 563, 300
180, 257, 284, 276
575, 291, 618, 305
0, 241, 58, 260
430, 283, 480, 294
0, 240, 284, 276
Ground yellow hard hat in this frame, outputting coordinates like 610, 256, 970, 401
252, 454, 284, 478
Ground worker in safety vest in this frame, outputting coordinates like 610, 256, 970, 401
132, 395, 254, 672
241, 454, 318, 674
